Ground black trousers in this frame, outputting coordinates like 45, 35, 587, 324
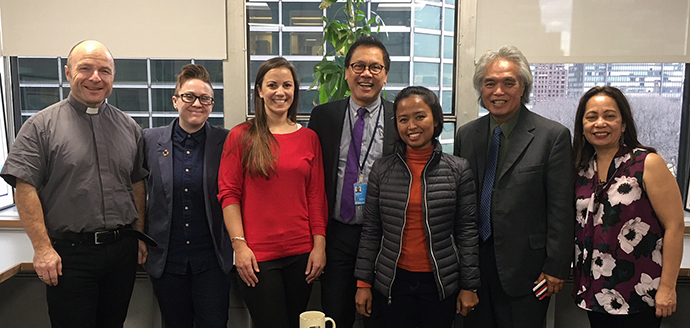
587, 307, 662, 328
237, 253, 313, 328
150, 265, 232, 328
46, 235, 138, 328
320, 220, 380, 327
374, 268, 457, 328
464, 237, 549, 328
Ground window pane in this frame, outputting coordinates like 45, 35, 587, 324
444, 36, 454, 59
413, 62, 439, 86
208, 117, 225, 128
414, 34, 440, 58
415, 5, 441, 30
283, 32, 324, 55
108, 88, 148, 112
247, 2, 279, 24
441, 91, 452, 114
442, 63, 453, 87
292, 61, 319, 85
194, 60, 224, 84
373, 32, 410, 57
372, 4, 411, 27
152, 88, 176, 113
151, 59, 191, 84
131, 116, 150, 129
113, 59, 147, 84
444, 8, 454, 32
283, 2, 323, 26
250, 61, 263, 85
152, 116, 176, 128
438, 122, 455, 154
445, 0, 455, 5
326, 2, 347, 23
21, 87, 59, 111
531, 62, 685, 174
211, 89, 224, 113
298, 89, 317, 114
18, 58, 59, 83
387, 62, 410, 86
249, 31, 279, 56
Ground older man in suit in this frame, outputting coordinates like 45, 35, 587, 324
142, 64, 233, 328
454, 45, 574, 328
308, 36, 397, 327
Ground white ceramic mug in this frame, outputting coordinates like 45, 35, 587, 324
299, 311, 336, 328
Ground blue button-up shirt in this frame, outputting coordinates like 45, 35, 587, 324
166, 123, 217, 274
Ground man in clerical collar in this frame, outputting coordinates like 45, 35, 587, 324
1, 40, 150, 327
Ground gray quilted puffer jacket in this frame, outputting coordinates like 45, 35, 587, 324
354, 140, 480, 302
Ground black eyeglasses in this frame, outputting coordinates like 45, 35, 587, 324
349, 63, 385, 75
175, 93, 214, 105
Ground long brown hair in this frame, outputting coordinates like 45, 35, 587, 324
243, 57, 299, 178
573, 86, 655, 171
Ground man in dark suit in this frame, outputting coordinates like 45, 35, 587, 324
454, 45, 574, 328
142, 64, 233, 328
309, 36, 397, 327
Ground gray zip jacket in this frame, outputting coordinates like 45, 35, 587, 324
355, 140, 480, 302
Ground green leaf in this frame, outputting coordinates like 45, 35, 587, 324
318, 0, 337, 10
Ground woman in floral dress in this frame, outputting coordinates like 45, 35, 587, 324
572, 86, 684, 328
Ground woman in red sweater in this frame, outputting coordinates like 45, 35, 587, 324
217, 57, 328, 328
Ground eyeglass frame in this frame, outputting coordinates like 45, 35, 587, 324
174, 93, 215, 105
349, 62, 385, 75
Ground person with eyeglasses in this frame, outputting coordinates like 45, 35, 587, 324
141, 64, 233, 328
309, 35, 398, 328
218, 57, 328, 328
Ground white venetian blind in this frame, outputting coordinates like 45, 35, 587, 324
0, 0, 227, 59
475, 0, 690, 63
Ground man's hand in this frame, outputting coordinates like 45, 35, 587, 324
535, 272, 564, 296
137, 240, 148, 264
34, 246, 62, 286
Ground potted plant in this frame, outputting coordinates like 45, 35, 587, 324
310, 0, 381, 105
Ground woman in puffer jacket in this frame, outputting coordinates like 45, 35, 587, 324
354, 86, 480, 327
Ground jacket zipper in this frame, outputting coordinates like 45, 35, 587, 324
389, 152, 411, 305
422, 151, 445, 300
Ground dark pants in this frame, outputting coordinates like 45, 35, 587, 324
587, 307, 662, 328
321, 220, 379, 327
150, 265, 231, 328
46, 235, 138, 328
374, 268, 457, 328
464, 237, 549, 328
237, 253, 313, 328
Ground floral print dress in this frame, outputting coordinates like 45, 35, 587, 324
574, 146, 664, 315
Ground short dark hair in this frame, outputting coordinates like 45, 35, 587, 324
175, 64, 212, 95
393, 86, 444, 139
344, 36, 390, 71
573, 86, 655, 171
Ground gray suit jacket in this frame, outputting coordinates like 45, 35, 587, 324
142, 120, 233, 278
454, 105, 574, 297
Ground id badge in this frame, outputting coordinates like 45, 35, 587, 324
354, 183, 367, 205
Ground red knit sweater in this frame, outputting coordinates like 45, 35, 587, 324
217, 123, 328, 262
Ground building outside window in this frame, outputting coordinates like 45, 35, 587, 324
16, 57, 224, 129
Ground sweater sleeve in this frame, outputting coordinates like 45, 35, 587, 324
217, 124, 247, 209
306, 130, 328, 236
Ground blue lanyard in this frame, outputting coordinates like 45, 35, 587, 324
347, 97, 383, 173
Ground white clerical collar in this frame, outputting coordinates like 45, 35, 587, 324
86, 107, 99, 115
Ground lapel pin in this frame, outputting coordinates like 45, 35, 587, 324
163, 149, 169, 157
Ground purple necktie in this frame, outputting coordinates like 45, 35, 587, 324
340, 107, 367, 223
